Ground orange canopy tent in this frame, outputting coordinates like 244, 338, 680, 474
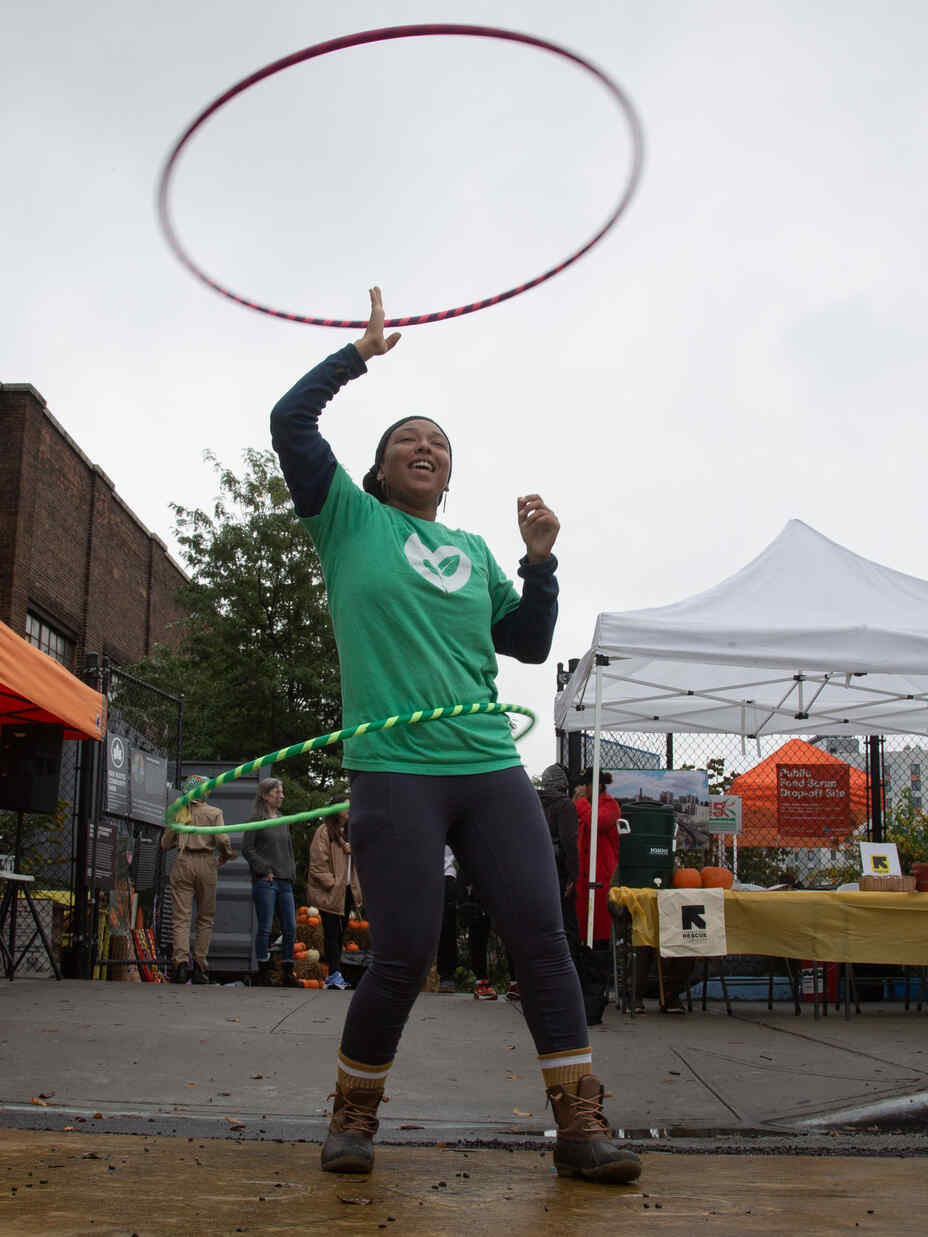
727, 738, 867, 848
0, 621, 105, 740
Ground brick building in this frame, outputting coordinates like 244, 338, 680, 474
0, 381, 187, 671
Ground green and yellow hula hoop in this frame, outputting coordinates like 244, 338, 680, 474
164, 701, 536, 834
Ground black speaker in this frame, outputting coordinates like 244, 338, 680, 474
0, 723, 64, 814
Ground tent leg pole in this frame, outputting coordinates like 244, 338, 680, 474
585, 659, 605, 949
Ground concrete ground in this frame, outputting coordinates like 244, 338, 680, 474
1, 979, 926, 1234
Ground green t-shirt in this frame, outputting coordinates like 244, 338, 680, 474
305, 465, 523, 775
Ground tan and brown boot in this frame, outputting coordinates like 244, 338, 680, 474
547, 1075, 641, 1184
320, 1084, 385, 1174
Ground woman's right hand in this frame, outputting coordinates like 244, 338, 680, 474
353, 286, 402, 362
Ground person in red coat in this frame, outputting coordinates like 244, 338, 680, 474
574, 770, 621, 946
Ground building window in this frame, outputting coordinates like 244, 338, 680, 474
25, 612, 74, 668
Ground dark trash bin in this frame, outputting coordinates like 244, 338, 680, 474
617, 803, 676, 889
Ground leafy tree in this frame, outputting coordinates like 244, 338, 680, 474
127, 449, 343, 799
678, 757, 735, 795
0, 799, 71, 888
886, 789, 928, 870
734, 846, 799, 887
820, 838, 865, 887
706, 757, 736, 795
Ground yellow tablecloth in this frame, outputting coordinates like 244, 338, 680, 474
609, 886, 928, 965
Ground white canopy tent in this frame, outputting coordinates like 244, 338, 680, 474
555, 520, 928, 942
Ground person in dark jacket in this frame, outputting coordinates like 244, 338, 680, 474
538, 764, 579, 941
242, 777, 300, 987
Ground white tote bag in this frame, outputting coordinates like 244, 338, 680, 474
657, 888, 727, 957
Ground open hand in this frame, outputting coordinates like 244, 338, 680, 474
354, 286, 402, 362
517, 494, 560, 562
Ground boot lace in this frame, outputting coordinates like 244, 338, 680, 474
572, 1090, 609, 1135
329, 1091, 388, 1136
549, 1087, 609, 1135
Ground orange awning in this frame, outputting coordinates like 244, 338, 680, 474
727, 738, 867, 848
0, 621, 106, 740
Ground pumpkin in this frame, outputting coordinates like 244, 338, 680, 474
701, 866, 734, 889
305, 949, 320, 964
301, 978, 321, 989
307, 906, 319, 916
307, 915, 322, 927
672, 868, 703, 888
356, 920, 370, 932
346, 941, 360, 952
298, 906, 310, 916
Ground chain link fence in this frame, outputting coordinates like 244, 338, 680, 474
558, 728, 928, 890
77, 659, 183, 981
0, 739, 83, 975
0, 658, 182, 979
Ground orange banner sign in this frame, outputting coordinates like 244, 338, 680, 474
776, 763, 850, 839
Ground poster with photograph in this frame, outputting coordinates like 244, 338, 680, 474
606, 768, 709, 819
606, 769, 710, 848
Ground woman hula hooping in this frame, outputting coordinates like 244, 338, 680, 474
270, 286, 640, 1184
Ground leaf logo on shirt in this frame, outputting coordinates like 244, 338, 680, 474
404, 532, 472, 594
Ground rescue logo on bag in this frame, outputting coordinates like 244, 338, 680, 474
681, 904, 706, 931
658, 888, 727, 957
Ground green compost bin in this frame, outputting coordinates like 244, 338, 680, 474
617, 802, 676, 889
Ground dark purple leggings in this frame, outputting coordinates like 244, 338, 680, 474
341, 766, 588, 1064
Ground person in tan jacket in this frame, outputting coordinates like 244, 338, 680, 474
308, 803, 362, 990
161, 774, 233, 984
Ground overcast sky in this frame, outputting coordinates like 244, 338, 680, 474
3, 1, 926, 776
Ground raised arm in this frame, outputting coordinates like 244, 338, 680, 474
352, 285, 402, 363
270, 288, 400, 517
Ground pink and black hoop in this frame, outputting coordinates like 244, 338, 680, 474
157, 23, 644, 328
